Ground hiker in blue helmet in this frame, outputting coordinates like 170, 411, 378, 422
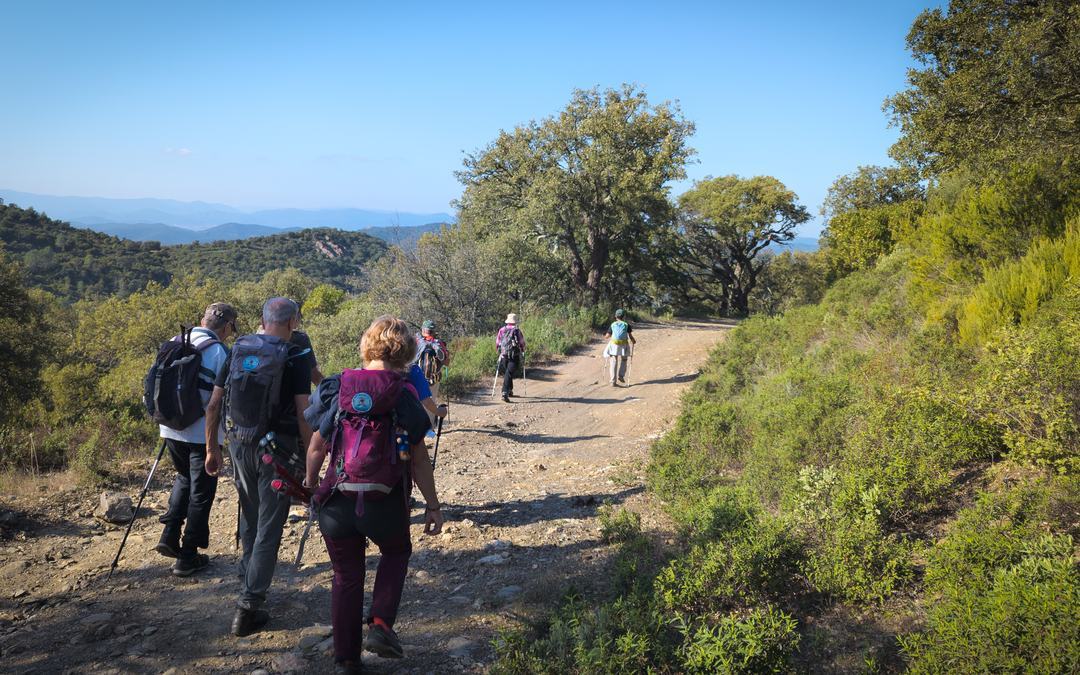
603, 309, 636, 386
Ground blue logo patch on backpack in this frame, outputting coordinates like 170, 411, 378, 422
242, 355, 260, 371
351, 392, 373, 413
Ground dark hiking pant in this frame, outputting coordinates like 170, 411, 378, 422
499, 355, 520, 396
319, 483, 412, 662
231, 437, 296, 610
160, 439, 218, 554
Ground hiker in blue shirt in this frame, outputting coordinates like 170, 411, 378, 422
603, 309, 636, 387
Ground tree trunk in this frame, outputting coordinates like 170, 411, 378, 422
586, 225, 609, 305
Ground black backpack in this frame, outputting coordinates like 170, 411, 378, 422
143, 326, 221, 430
224, 334, 292, 444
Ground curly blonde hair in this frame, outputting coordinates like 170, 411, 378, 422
360, 315, 416, 368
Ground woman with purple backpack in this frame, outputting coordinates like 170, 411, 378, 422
304, 315, 443, 674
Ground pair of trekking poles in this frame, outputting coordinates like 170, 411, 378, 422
491, 353, 527, 398
108, 407, 452, 580
602, 345, 634, 386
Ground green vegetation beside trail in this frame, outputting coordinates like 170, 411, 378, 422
0, 203, 387, 302
493, 1, 1080, 670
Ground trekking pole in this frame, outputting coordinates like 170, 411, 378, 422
431, 412, 445, 469
107, 439, 167, 581
491, 357, 501, 398
522, 352, 527, 396
627, 346, 634, 387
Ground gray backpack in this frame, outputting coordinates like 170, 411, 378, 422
224, 334, 291, 444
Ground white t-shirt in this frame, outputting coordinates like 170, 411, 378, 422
159, 327, 229, 445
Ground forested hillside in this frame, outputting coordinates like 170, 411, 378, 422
0, 202, 387, 301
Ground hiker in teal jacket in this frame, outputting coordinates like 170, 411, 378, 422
603, 309, 636, 386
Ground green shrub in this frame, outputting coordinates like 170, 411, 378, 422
901, 484, 1080, 673
840, 389, 1001, 529
798, 466, 913, 603
677, 606, 800, 674
656, 515, 802, 615
598, 506, 643, 545
958, 218, 1080, 346
972, 300, 1080, 475
492, 593, 671, 675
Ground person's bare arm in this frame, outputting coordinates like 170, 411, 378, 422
410, 442, 443, 535
311, 366, 324, 387
305, 429, 327, 488
421, 397, 448, 419
204, 386, 225, 476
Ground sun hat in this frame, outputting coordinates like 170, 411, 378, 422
615, 308, 625, 318
505, 313, 518, 325
421, 319, 436, 331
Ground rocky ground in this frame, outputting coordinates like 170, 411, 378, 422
0, 320, 729, 674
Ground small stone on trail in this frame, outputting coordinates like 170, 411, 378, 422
496, 585, 523, 602
80, 611, 114, 625
298, 634, 322, 650
476, 554, 507, 566
95, 492, 134, 524
250, 669, 270, 675
142, 626, 158, 636
12, 588, 28, 599
446, 636, 478, 658
532, 462, 547, 471
271, 651, 307, 672
485, 539, 511, 551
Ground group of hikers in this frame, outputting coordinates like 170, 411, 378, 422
138, 299, 635, 672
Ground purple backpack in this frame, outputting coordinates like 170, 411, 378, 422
314, 369, 413, 512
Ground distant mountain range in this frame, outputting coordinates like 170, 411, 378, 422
0, 189, 455, 230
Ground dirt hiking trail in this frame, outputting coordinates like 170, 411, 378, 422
1, 320, 729, 674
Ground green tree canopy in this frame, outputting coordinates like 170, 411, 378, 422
0, 252, 50, 427
885, 0, 1080, 176
820, 165, 924, 221
456, 84, 695, 303
677, 175, 809, 316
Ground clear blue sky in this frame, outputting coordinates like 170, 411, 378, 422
0, 1, 937, 236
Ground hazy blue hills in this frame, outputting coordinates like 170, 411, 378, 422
81, 221, 298, 245
0, 189, 455, 230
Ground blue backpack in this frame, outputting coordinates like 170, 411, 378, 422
610, 320, 630, 342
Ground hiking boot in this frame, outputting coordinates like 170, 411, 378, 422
231, 608, 270, 637
365, 622, 404, 659
172, 553, 209, 577
501, 394, 510, 403
155, 532, 180, 559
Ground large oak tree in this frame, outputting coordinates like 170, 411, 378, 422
677, 175, 809, 316
455, 85, 695, 304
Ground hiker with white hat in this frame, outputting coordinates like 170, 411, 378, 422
494, 313, 526, 403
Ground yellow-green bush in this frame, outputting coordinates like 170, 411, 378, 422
957, 218, 1080, 346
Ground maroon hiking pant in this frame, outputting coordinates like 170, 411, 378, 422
319, 485, 412, 662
